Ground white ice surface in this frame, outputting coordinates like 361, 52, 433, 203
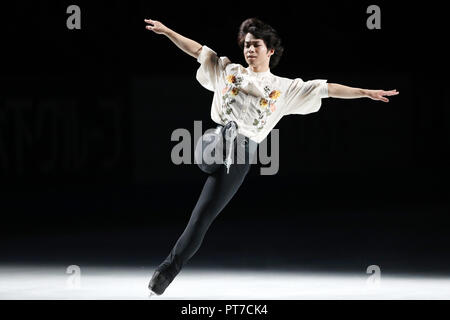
1, 265, 449, 300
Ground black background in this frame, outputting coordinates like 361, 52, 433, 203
0, 1, 449, 276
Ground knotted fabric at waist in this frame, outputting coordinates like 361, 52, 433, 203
216, 121, 257, 174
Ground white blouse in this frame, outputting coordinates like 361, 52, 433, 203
196, 45, 329, 144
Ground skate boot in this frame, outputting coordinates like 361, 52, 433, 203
148, 270, 173, 296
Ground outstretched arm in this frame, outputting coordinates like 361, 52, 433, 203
327, 83, 399, 103
144, 18, 203, 59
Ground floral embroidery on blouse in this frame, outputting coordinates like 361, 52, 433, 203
253, 86, 282, 130
219, 72, 282, 130
220, 74, 244, 121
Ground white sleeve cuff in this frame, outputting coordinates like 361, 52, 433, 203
319, 80, 329, 98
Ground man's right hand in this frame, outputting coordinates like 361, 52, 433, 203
144, 18, 202, 59
144, 19, 169, 35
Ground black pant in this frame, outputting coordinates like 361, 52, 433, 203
156, 132, 258, 281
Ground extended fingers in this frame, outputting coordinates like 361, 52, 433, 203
144, 18, 156, 28
384, 89, 399, 96
368, 89, 398, 102
376, 89, 399, 102
144, 18, 155, 30
375, 92, 389, 102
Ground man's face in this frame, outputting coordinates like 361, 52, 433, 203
243, 33, 274, 69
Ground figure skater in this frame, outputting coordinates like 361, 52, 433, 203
144, 17, 399, 296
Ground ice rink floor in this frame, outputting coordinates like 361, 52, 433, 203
1, 265, 450, 299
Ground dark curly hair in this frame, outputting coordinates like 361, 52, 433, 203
237, 18, 284, 69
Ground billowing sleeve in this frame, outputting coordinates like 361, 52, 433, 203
195, 45, 232, 92
283, 78, 328, 115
